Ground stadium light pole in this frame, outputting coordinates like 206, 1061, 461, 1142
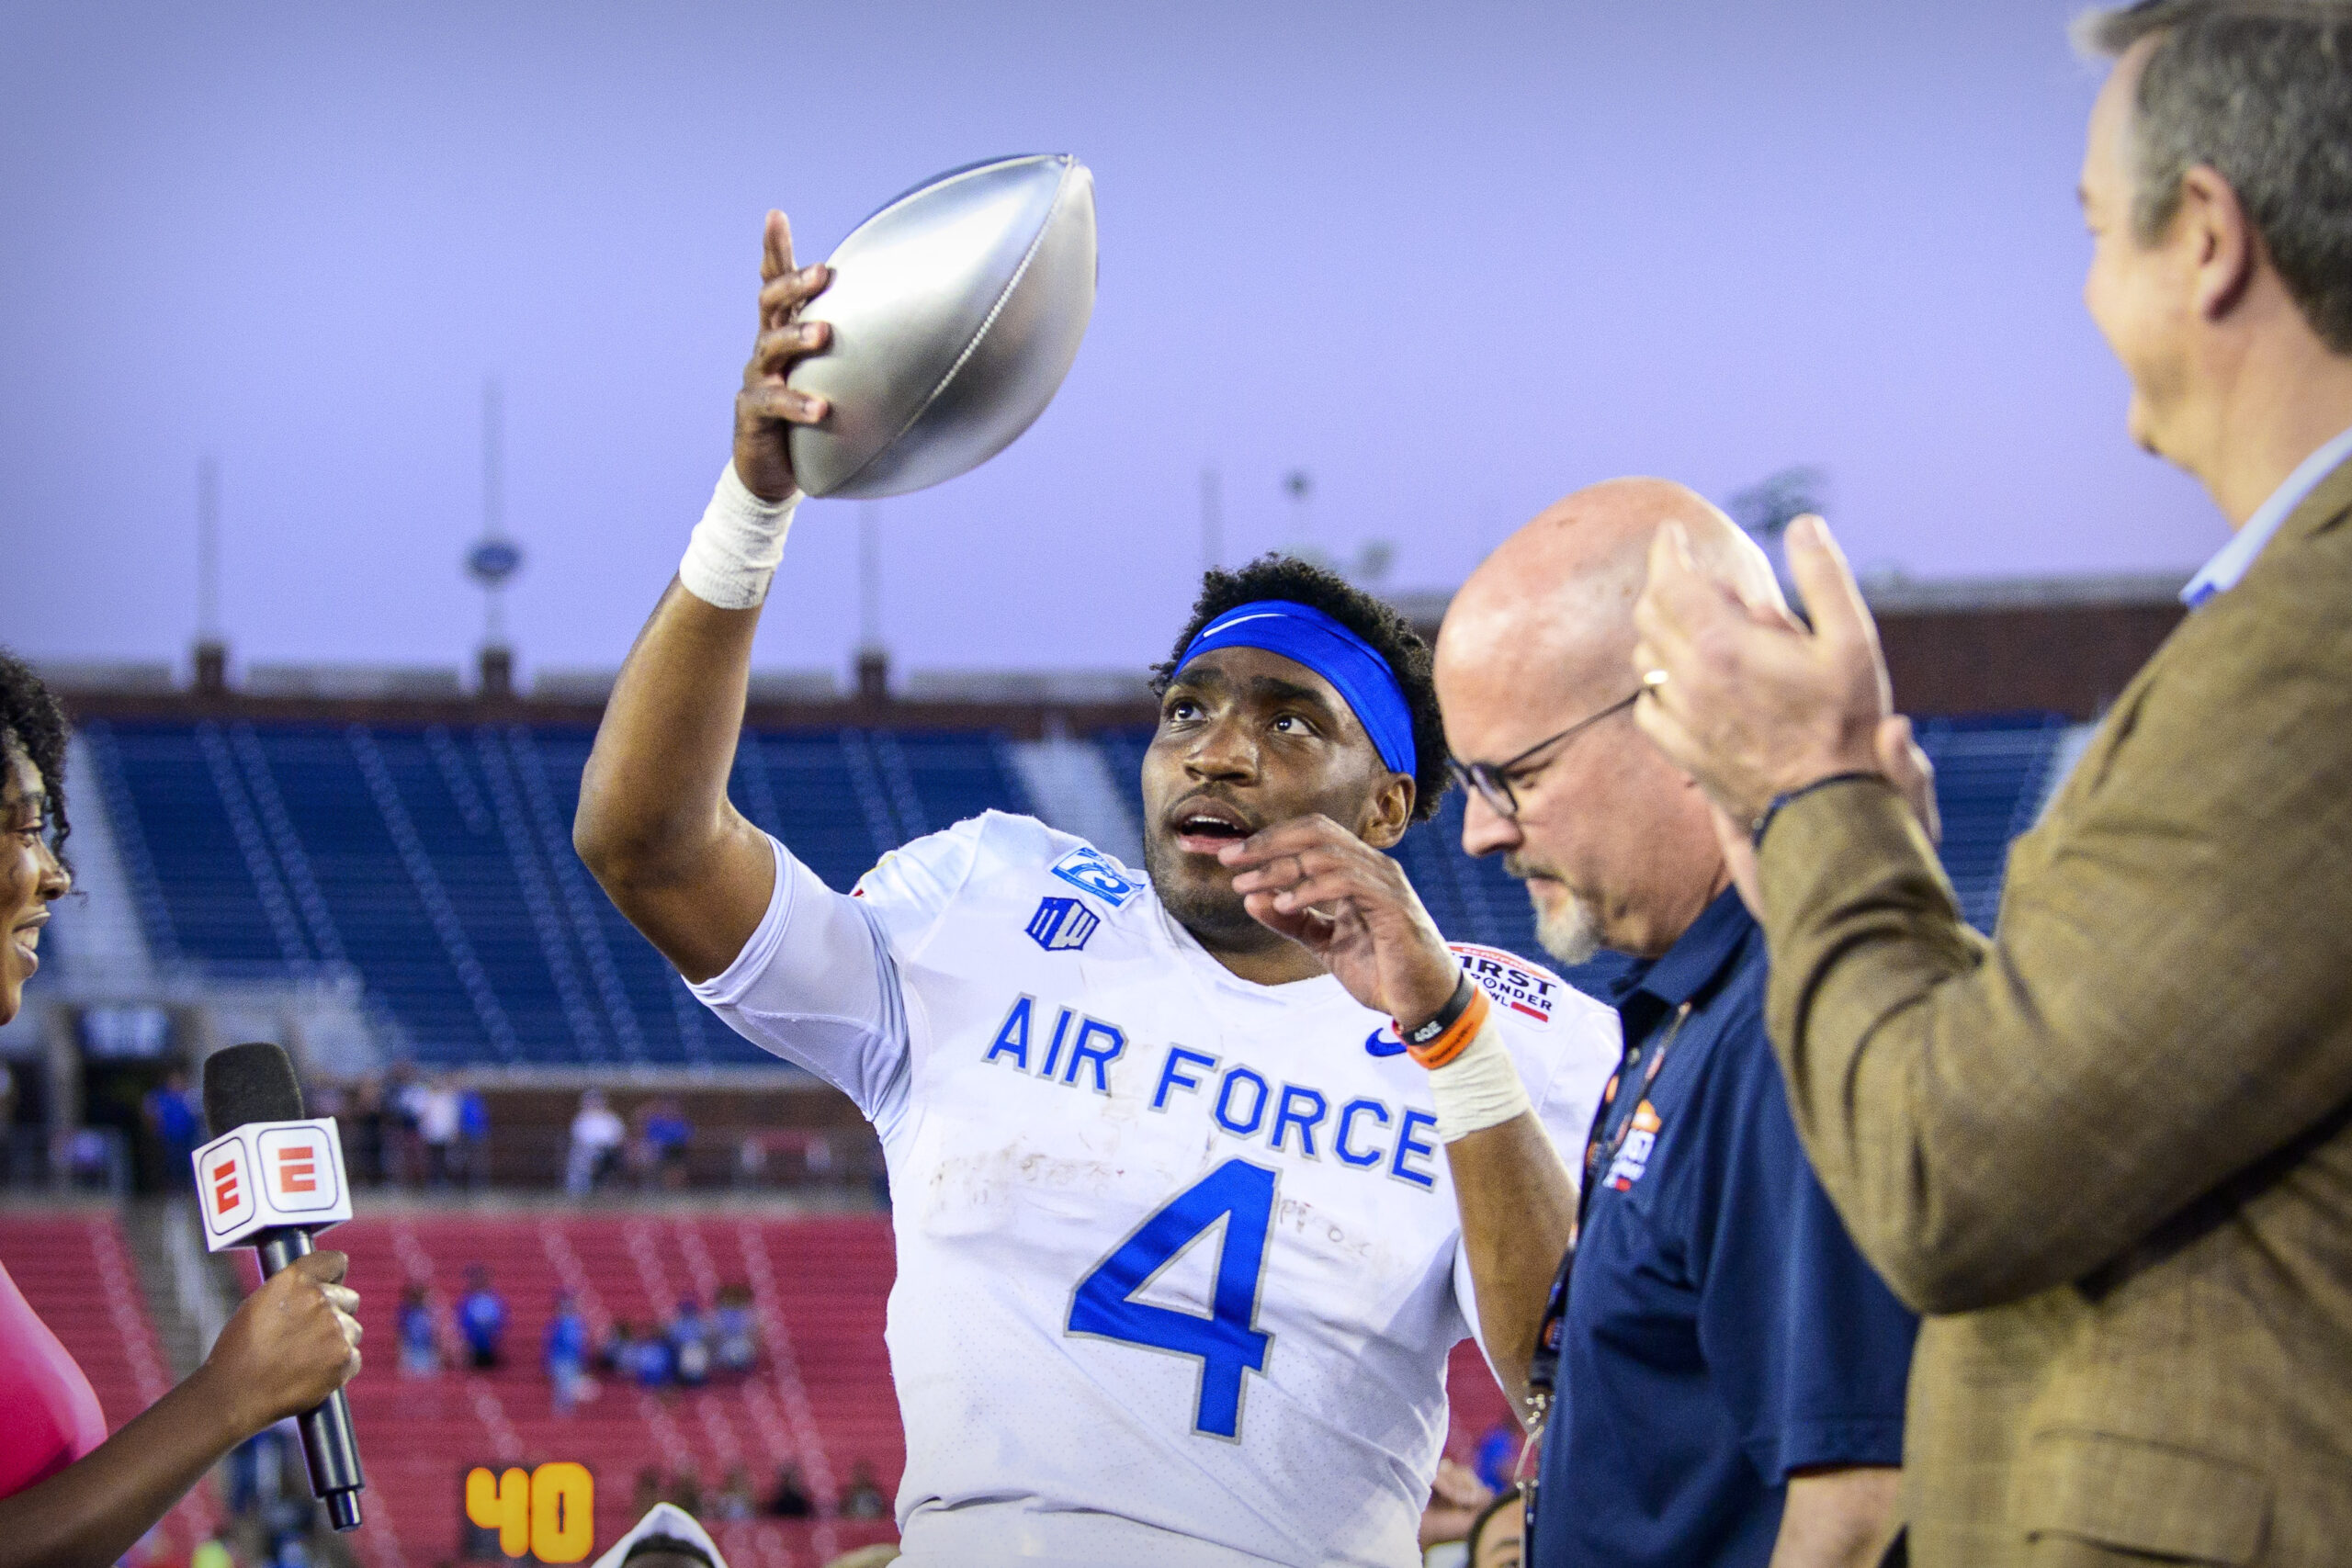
856, 500, 888, 704
465, 377, 524, 701
193, 457, 228, 696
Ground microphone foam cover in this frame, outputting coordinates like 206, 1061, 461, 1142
204, 1041, 308, 1137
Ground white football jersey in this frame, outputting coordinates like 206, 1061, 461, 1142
692, 811, 1616, 1568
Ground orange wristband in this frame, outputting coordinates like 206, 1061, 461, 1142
1408, 986, 1491, 1070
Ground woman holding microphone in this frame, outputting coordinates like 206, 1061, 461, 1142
0, 649, 366, 1568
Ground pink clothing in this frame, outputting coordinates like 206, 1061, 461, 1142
0, 1256, 107, 1500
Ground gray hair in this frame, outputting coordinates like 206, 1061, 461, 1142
2075, 1, 2352, 353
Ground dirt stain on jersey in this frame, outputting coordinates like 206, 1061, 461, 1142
922, 1134, 1147, 1234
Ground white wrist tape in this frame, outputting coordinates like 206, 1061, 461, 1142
1429, 1013, 1533, 1143
678, 462, 800, 610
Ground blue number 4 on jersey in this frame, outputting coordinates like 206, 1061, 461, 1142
1066, 1158, 1278, 1440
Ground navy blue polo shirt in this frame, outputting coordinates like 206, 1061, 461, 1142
1533, 889, 1917, 1568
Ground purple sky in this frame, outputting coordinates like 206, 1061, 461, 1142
1, 0, 2222, 685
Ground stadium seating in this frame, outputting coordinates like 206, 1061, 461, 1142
78, 714, 2069, 1070
1911, 714, 2075, 931
78, 722, 1036, 1068
0, 1212, 220, 1563
293, 1213, 901, 1568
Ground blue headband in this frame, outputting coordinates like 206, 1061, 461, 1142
1176, 600, 1417, 776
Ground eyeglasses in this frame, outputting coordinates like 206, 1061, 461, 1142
1446, 690, 1641, 818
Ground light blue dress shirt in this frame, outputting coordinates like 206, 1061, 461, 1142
2180, 424, 2352, 608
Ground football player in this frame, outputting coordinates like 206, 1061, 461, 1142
573, 212, 1614, 1568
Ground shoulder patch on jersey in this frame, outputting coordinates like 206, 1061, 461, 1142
1449, 942, 1568, 1024
1049, 844, 1144, 910
1025, 896, 1100, 953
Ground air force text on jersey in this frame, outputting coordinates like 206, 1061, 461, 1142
689, 811, 1616, 1568
979, 993, 1447, 1191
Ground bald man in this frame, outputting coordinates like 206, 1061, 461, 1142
1433, 480, 1917, 1568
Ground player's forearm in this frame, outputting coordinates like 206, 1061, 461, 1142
576, 579, 761, 886
1768, 1467, 1901, 1568
1444, 1111, 1577, 1423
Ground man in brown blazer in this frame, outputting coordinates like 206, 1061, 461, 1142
1625, 3, 2352, 1563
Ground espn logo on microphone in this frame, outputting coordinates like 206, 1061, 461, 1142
193, 1118, 354, 1251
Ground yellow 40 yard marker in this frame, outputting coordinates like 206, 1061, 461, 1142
466, 1463, 594, 1562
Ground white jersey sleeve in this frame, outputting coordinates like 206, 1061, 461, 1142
687, 818, 988, 1134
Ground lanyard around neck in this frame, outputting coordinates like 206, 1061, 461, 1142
1522, 998, 1695, 1431
1578, 999, 1693, 1232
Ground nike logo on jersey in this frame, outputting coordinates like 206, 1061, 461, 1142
1363, 1027, 1407, 1058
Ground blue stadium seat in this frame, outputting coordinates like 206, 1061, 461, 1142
79, 711, 2064, 1070
80, 721, 1035, 1069
1913, 715, 2071, 931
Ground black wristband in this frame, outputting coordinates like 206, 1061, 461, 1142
1399, 972, 1477, 1047
1750, 772, 1882, 848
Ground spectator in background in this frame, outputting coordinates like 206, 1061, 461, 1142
544, 1292, 591, 1413
629, 1327, 674, 1390
343, 1076, 388, 1187
455, 1267, 506, 1371
597, 1318, 638, 1376
763, 1465, 812, 1520
455, 1086, 490, 1190
663, 1465, 702, 1520
1464, 1488, 1524, 1568
141, 1070, 202, 1186
637, 1098, 692, 1190
384, 1063, 424, 1186
710, 1467, 754, 1523
668, 1299, 711, 1389
413, 1076, 462, 1189
223, 1424, 289, 1521
1470, 1426, 1516, 1495
60, 1125, 113, 1191
711, 1285, 757, 1378
1419, 1460, 1495, 1557
565, 1089, 626, 1198
396, 1285, 438, 1378
837, 1462, 887, 1522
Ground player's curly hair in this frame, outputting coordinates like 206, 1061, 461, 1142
1152, 554, 1451, 823
0, 649, 70, 869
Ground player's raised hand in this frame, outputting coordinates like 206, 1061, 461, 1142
733, 209, 833, 502
1222, 816, 1461, 1032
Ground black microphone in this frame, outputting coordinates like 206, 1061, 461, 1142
202, 1041, 368, 1532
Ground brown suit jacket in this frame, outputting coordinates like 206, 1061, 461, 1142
1756, 453, 2352, 1566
